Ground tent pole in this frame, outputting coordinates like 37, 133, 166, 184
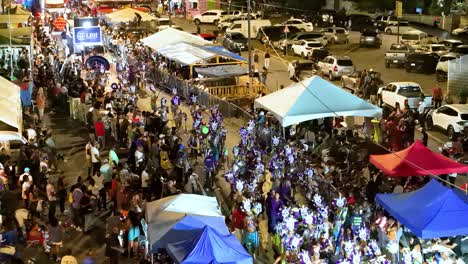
282, 126, 285, 139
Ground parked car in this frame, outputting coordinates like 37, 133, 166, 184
320, 27, 349, 44
384, 21, 414, 35
192, 33, 217, 43
256, 25, 300, 44
401, 30, 436, 46
289, 59, 316, 80
218, 14, 257, 32
377, 82, 432, 109
277, 18, 314, 32
452, 26, 468, 36
222, 32, 247, 51
359, 30, 381, 48
385, 44, 413, 68
416, 44, 449, 57
291, 40, 324, 58
439, 39, 463, 49
273, 32, 328, 51
451, 44, 468, 55
435, 52, 460, 81
317, 56, 355, 80
222, 10, 242, 21
155, 17, 172, 30
193, 10, 228, 25
226, 19, 271, 38
307, 48, 329, 62
374, 15, 398, 31
426, 104, 468, 140
347, 14, 374, 32
404, 52, 438, 74
341, 71, 361, 92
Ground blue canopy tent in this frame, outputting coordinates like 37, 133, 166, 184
152, 215, 230, 251
167, 226, 253, 264
376, 179, 468, 239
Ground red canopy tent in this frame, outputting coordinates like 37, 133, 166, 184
369, 141, 468, 177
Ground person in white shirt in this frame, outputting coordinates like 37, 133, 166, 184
19, 168, 33, 185
27, 126, 37, 143
85, 141, 94, 177
90, 143, 100, 176
141, 169, 150, 201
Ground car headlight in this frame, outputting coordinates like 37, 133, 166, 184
457, 121, 468, 126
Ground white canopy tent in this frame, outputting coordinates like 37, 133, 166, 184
104, 8, 157, 24
156, 42, 215, 65
145, 194, 224, 252
0, 76, 22, 131
254, 76, 382, 127
141, 27, 211, 51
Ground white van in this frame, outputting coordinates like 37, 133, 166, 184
401, 30, 435, 46
226, 19, 271, 38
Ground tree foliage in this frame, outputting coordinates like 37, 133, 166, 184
429, 0, 453, 15
351, 0, 395, 11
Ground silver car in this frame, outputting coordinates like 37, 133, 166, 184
320, 27, 349, 44
317, 56, 355, 80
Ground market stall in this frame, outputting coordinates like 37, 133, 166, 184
145, 194, 224, 252
254, 75, 382, 127
103, 7, 157, 25
376, 179, 468, 238
369, 141, 468, 177
141, 27, 210, 51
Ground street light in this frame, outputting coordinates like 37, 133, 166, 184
247, 0, 252, 94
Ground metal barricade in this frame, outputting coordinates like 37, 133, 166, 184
150, 69, 254, 122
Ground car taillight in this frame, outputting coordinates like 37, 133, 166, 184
333, 66, 338, 72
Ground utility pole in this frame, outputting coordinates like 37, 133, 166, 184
247, 0, 252, 92
396, 0, 403, 44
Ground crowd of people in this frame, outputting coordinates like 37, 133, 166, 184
0, 6, 466, 264
222, 112, 467, 264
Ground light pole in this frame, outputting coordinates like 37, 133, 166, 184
247, 0, 252, 89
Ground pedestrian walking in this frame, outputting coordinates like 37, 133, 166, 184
432, 81, 443, 108
264, 50, 270, 70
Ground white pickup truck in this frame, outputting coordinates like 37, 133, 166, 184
377, 82, 432, 109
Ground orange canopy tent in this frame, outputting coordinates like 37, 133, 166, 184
369, 141, 468, 177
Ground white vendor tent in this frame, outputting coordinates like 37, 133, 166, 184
145, 194, 224, 252
104, 8, 157, 24
156, 42, 216, 65
254, 76, 382, 127
141, 27, 211, 51
0, 76, 22, 132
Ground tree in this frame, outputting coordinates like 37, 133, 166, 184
429, 0, 453, 15
352, 0, 395, 12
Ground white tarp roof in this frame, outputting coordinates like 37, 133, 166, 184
156, 42, 215, 65
254, 75, 382, 127
141, 27, 211, 51
145, 194, 223, 247
104, 8, 157, 24
0, 76, 21, 131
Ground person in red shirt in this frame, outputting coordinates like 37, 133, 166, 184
231, 205, 246, 231
432, 82, 443, 108
95, 118, 105, 149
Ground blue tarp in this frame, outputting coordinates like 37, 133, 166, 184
376, 179, 468, 239
202, 46, 247, 62
152, 215, 229, 252
167, 226, 253, 264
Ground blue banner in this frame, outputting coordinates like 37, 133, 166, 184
73, 26, 102, 46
